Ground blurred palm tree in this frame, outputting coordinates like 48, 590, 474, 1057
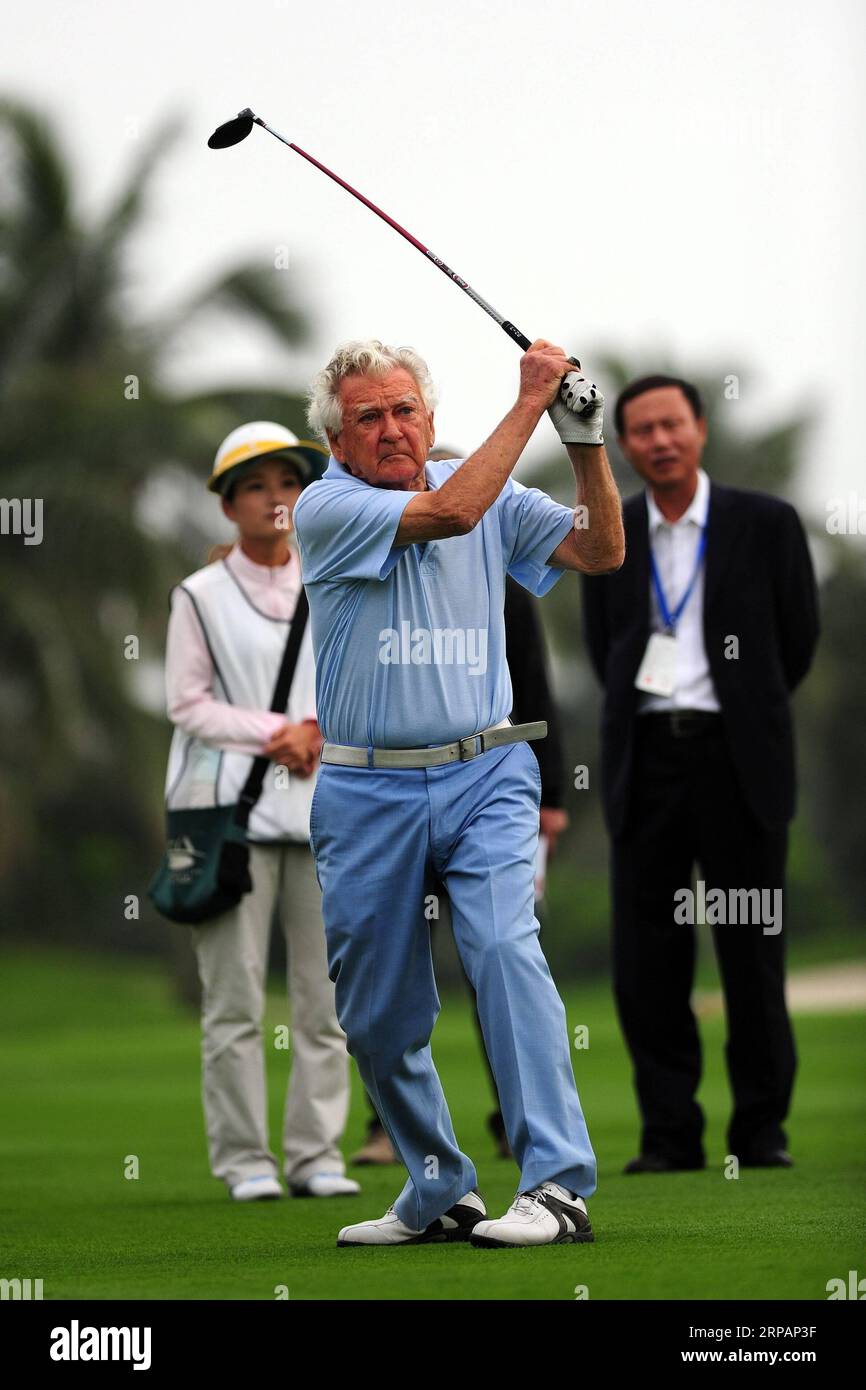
0, 98, 315, 985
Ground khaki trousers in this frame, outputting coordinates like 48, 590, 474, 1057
191, 842, 350, 1190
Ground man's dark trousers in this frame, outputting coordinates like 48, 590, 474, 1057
613, 713, 792, 1161
582, 481, 819, 1163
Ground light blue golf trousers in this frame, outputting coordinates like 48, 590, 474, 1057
308, 738, 597, 1229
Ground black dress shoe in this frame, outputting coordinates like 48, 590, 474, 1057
623, 1153, 706, 1174
736, 1148, 794, 1168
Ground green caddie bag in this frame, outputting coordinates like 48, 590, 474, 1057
148, 589, 309, 924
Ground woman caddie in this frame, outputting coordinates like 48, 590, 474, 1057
161, 420, 361, 1203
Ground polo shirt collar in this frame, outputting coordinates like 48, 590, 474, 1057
324, 453, 439, 490
324, 454, 353, 480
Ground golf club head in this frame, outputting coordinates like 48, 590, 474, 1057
207, 108, 257, 149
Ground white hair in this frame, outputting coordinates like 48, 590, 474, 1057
306, 339, 439, 443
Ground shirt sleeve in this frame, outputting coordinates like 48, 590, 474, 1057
165, 587, 289, 755
497, 478, 576, 597
294, 478, 418, 583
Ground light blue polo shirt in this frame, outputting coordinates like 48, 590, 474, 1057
293, 455, 575, 748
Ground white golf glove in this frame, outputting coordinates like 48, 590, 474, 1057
548, 369, 605, 445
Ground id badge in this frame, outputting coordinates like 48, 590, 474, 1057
635, 632, 677, 696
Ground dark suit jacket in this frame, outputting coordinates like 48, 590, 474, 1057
504, 575, 564, 808
581, 481, 819, 837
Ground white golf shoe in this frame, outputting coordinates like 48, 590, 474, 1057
230, 1175, 283, 1202
290, 1173, 361, 1198
337, 1189, 486, 1246
470, 1181, 593, 1247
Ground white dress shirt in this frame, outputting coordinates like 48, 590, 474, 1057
637, 468, 721, 714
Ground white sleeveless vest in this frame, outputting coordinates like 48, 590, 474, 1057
163, 558, 317, 843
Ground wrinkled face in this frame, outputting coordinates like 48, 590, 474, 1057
221, 456, 303, 538
618, 387, 707, 491
328, 367, 435, 491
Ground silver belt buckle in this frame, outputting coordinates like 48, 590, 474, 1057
458, 734, 481, 761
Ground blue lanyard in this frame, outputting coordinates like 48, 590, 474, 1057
649, 528, 707, 634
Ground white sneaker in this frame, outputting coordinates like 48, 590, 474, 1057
230, 1175, 283, 1202
470, 1181, 593, 1247
290, 1173, 362, 1198
337, 1189, 486, 1246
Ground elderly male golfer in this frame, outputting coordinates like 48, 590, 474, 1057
293, 338, 624, 1247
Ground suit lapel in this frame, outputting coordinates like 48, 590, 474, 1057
625, 493, 650, 635
703, 482, 736, 611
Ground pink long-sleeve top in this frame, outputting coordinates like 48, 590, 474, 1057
165, 542, 318, 758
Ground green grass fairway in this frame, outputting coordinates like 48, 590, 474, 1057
1, 947, 864, 1301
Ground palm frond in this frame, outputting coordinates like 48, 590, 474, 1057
166, 263, 309, 347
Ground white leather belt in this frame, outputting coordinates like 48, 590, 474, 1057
320, 719, 547, 769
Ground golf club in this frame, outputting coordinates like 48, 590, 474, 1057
207, 107, 584, 378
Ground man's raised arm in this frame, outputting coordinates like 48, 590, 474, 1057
543, 370, 624, 575
396, 340, 615, 550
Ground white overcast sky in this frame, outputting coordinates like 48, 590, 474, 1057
5, 0, 864, 515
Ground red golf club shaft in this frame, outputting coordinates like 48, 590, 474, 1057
253, 115, 533, 352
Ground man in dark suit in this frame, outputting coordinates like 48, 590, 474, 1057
581, 375, 819, 1173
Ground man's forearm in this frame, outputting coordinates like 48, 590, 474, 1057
547, 444, 625, 573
